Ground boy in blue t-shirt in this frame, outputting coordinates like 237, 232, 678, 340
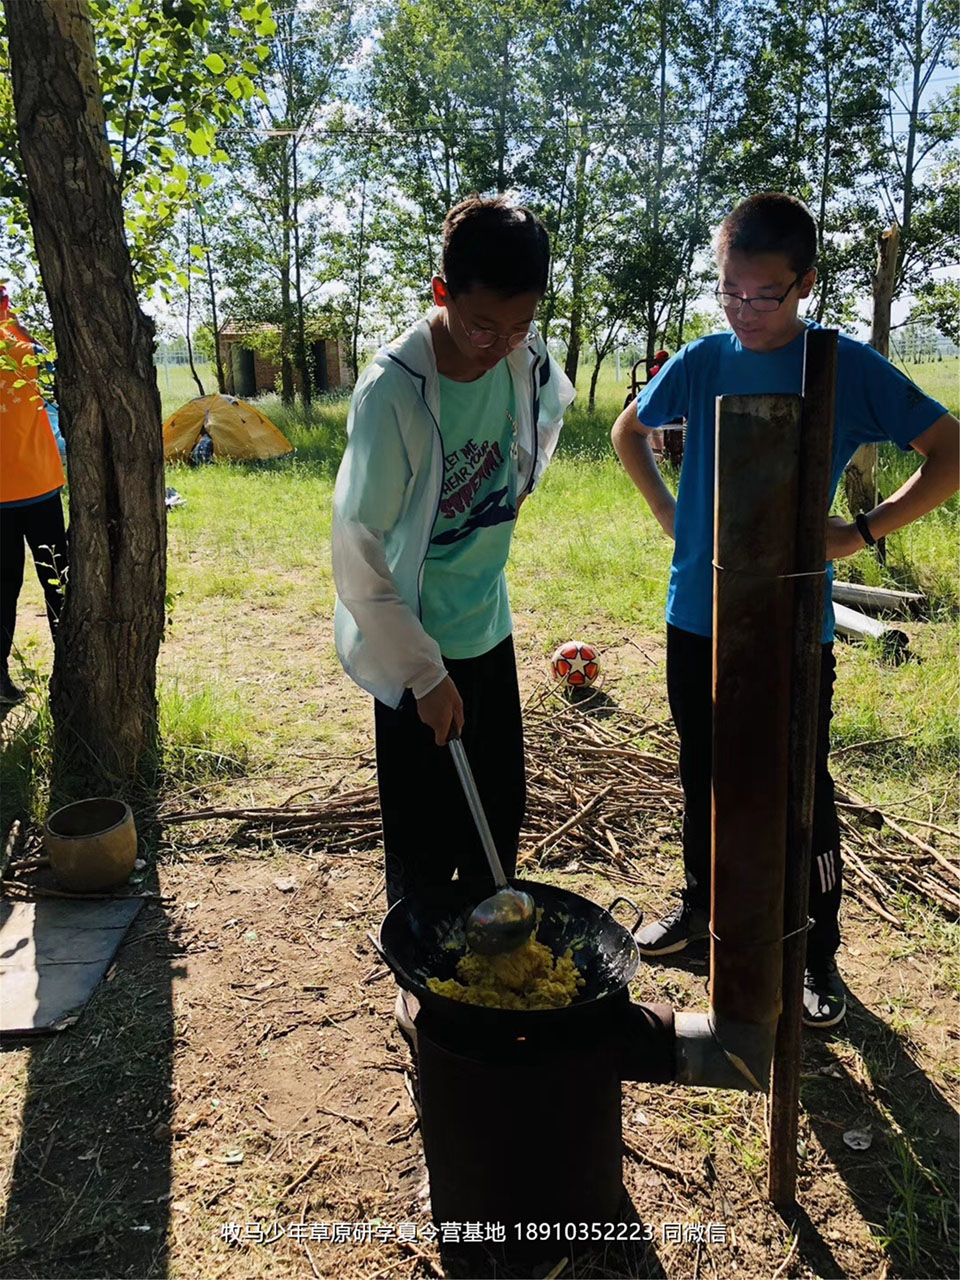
612, 193, 958, 1027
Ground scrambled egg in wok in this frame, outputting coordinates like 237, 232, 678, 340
427, 932, 584, 1010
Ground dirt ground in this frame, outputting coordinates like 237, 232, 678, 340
1, 605, 957, 1279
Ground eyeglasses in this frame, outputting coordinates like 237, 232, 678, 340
447, 297, 535, 350
714, 274, 803, 314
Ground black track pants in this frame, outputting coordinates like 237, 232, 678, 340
665, 623, 842, 964
374, 634, 526, 907
0, 493, 67, 667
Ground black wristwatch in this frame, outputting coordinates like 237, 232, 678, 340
855, 512, 876, 547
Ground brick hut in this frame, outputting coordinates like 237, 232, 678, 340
218, 323, 354, 398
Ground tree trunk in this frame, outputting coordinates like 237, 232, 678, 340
900, 0, 925, 253
184, 210, 205, 397
279, 152, 294, 404
676, 3, 720, 348
196, 199, 225, 393
814, 5, 832, 323
588, 349, 603, 413
845, 224, 899, 517
6, 0, 166, 799
280, 270, 295, 404
291, 134, 311, 409
563, 137, 589, 386
495, 25, 509, 192
870, 224, 900, 358
351, 174, 367, 380
645, 0, 669, 364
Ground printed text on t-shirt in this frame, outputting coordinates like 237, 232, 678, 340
440, 438, 505, 518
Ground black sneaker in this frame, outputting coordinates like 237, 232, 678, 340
635, 899, 709, 956
0, 670, 24, 705
803, 957, 846, 1028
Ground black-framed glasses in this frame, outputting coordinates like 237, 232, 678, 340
714, 274, 803, 314
447, 297, 536, 350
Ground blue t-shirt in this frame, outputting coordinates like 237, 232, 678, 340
635, 322, 948, 642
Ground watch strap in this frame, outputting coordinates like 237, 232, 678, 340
855, 512, 876, 547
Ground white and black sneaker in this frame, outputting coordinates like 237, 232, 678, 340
635, 898, 709, 957
394, 988, 420, 1053
803, 957, 846, 1028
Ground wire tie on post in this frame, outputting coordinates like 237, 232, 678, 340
712, 561, 828, 581
708, 918, 813, 948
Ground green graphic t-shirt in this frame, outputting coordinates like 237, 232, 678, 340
420, 360, 517, 659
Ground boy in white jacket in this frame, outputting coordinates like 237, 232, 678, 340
333, 197, 575, 927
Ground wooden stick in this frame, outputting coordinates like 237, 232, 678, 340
893, 815, 960, 841
830, 732, 914, 757
846, 883, 902, 926
623, 1139, 691, 1185
277, 1152, 326, 1205
770, 328, 837, 1209
533, 786, 613, 857
881, 814, 960, 880
0, 882, 159, 901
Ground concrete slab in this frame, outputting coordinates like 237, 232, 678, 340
0, 898, 143, 1034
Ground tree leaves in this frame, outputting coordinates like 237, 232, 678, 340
3, 0, 956, 357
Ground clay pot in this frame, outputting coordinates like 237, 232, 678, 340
43, 798, 137, 892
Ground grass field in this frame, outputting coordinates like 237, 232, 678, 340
5, 351, 956, 820
0, 348, 956, 1280
146, 348, 960, 900
148, 343, 960, 958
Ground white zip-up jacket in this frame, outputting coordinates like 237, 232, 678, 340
332, 310, 576, 708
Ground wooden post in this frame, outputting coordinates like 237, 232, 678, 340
711, 393, 802, 1087
768, 330, 837, 1206
870, 225, 900, 358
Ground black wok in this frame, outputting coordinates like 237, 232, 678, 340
376, 879, 643, 1033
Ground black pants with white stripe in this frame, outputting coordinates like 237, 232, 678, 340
374, 634, 526, 908
666, 624, 842, 966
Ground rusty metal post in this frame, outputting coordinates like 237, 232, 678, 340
711, 394, 802, 1088
768, 330, 837, 1205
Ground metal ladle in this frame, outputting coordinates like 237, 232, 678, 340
447, 737, 536, 955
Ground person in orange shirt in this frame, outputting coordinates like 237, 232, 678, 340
0, 283, 68, 704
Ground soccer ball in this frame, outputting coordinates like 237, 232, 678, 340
551, 640, 601, 689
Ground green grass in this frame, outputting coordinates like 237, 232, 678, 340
0, 677, 54, 831
877, 1134, 952, 1272
8, 351, 957, 809
512, 456, 676, 642
892, 356, 959, 418
159, 679, 252, 782
157, 360, 216, 420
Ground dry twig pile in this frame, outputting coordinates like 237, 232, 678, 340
6, 686, 953, 921
156, 684, 958, 925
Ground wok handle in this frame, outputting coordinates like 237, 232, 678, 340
365, 929, 394, 971
607, 895, 644, 936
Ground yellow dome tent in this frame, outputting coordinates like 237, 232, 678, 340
163, 394, 293, 462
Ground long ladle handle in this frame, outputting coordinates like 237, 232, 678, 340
447, 737, 509, 890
